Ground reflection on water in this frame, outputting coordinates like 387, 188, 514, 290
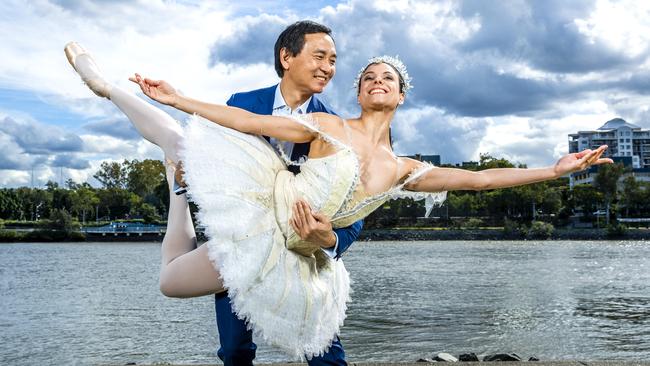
1, 240, 649, 365
576, 296, 650, 323
575, 296, 650, 352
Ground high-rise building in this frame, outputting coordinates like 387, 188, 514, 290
568, 118, 650, 169
568, 118, 650, 187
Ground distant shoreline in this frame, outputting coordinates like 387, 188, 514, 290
359, 228, 650, 241
2, 227, 649, 243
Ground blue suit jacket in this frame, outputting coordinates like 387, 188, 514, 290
226, 84, 363, 258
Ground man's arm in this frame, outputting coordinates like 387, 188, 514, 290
332, 219, 363, 259
226, 94, 236, 107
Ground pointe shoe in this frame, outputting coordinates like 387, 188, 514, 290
64, 41, 111, 99
165, 158, 187, 195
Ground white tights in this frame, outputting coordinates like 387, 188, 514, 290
109, 85, 224, 297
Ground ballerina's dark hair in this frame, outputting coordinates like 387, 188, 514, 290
274, 20, 334, 78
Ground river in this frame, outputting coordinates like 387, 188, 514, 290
1, 240, 649, 365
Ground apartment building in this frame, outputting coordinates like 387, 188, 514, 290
568, 118, 650, 187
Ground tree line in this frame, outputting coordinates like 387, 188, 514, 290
1, 155, 649, 229
365, 154, 650, 229
0, 159, 169, 225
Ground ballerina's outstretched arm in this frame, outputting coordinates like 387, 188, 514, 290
403, 145, 614, 193
130, 74, 322, 143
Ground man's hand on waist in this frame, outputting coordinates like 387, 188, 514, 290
289, 199, 336, 248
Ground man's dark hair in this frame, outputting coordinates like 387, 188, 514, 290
274, 20, 333, 77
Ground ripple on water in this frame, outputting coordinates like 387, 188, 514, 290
1, 240, 650, 364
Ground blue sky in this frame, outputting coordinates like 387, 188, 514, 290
1, 0, 650, 187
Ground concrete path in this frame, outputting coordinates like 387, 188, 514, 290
132, 362, 650, 366
259, 363, 650, 366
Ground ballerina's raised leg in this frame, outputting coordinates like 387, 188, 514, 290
64, 42, 223, 297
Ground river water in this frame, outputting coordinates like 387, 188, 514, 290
1, 240, 649, 365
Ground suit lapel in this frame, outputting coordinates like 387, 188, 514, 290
257, 84, 277, 115
306, 96, 320, 114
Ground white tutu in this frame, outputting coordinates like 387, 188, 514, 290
179, 115, 351, 359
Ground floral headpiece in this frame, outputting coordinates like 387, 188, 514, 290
352, 55, 412, 94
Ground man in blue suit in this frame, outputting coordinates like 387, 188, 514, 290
214, 20, 363, 366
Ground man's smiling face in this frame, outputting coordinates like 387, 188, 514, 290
283, 32, 337, 94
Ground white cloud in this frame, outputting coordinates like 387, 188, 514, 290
0, 0, 274, 104
0, 0, 280, 187
0, 170, 31, 187
392, 106, 488, 164
2, 0, 650, 189
574, 0, 650, 58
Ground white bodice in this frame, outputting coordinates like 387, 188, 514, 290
274, 122, 447, 256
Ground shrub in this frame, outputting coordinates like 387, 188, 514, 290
0, 230, 22, 242
23, 229, 64, 242
503, 218, 526, 239
48, 209, 78, 233
606, 223, 627, 238
527, 221, 554, 239
139, 203, 159, 224
67, 231, 86, 241
464, 217, 483, 229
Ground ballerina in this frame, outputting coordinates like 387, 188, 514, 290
65, 42, 612, 359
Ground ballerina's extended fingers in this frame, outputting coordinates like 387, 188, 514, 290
128, 73, 148, 94
580, 145, 612, 168
574, 149, 593, 160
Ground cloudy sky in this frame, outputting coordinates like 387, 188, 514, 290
2, 0, 650, 188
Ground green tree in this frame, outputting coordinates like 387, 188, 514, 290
539, 186, 562, 216
124, 159, 166, 198
571, 184, 603, 220
97, 188, 141, 220
65, 178, 80, 190
70, 185, 99, 224
14, 188, 52, 221
640, 182, 650, 216
152, 178, 170, 218
568, 184, 605, 224
94, 161, 128, 189
46, 181, 73, 213
137, 202, 160, 223
48, 208, 77, 233
364, 202, 399, 228
477, 153, 517, 170
447, 192, 479, 216
594, 162, 626, 224
0, 189, 20, 219
620, 176, 642, 217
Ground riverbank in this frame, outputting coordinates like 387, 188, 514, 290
2, 227, 650, 243
359, 228, 650, 241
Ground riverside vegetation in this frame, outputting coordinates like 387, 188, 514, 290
1, 155, 649, 242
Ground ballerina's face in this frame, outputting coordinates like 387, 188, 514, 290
357, 63, 405, 110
